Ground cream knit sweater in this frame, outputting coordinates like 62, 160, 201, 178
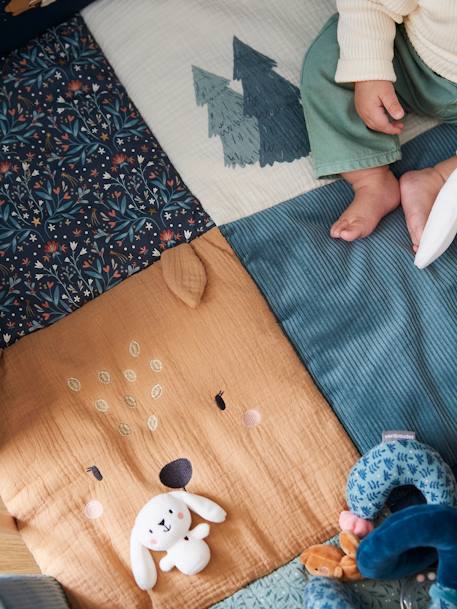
335, 0, 457, 84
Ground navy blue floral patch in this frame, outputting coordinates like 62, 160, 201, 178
0, 16, 213, 349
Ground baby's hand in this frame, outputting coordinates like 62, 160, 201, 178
354, 80, 405, 135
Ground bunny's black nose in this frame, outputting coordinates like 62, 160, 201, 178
158, 519, 165, 527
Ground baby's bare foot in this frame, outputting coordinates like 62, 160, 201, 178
331, 167, 400, 241
400, 168, 445, 251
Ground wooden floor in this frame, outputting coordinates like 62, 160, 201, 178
0, 499, 39, 574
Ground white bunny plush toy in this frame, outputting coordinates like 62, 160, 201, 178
130, 491, 227, 590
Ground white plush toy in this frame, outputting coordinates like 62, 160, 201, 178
415, 167, 457, 269
130, 491, 227, 590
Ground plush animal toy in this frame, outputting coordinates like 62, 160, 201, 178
300, 531, 362, 582
303, 439, 457, 609
130, 491, 226, 590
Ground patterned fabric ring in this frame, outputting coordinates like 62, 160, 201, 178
347, 440, 457, 520
0, 15, 212, 349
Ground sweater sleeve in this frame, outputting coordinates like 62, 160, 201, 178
335, 0, 418, 83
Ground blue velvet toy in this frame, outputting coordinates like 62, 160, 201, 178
358, 503, 457, 609
303, 440, 457, 609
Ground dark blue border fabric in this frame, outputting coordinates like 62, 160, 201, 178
222, 124, 457, 467
0, 16, 212, 348
0, 0, 95, 55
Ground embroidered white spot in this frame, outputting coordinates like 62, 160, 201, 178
129, 341, 140, 358
124, 395, 137, 408
98, 370, 111, 384
118, 423, 131, 436
147, 415, 159, 431
151, 384, 163, 400
67, 377, 81, 392
123, 369, 137, 382
84, 500, 103, 520
243, 409, 261, 428
149, 359, 163, 372
95, 399, 109, 413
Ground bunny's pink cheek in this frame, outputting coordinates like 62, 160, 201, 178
178, 512, 184, 520
149, 538, 158, 546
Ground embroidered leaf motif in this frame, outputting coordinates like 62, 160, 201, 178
124, 395, 137, 408
95, 399, 109, 413
118, 423, 131, 436
67, 377, 81, 391
150, 359, 163, 372
129, 340, 140, 358
123, 369, 137, 382
98, 370, 111, 384
147, 415, 159, 432
151, 383, 162, 399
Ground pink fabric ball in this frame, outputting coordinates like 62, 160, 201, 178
339, 510, 373, 538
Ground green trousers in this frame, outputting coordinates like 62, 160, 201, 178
300, 14, 457, 179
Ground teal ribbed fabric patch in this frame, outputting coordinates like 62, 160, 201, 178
222, 124, 457, 468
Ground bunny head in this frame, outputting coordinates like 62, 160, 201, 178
133, 492, 192, 552
130, 491, 226, 590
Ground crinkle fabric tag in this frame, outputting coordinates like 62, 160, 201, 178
382, 430, 416, 442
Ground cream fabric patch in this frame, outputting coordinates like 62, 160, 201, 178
83, 0, 437, 225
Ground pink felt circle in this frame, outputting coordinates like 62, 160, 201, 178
178, 512, 184, 519
84, 500, 103, 520
243, 409, 261, 427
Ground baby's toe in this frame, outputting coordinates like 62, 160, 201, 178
405, 212, 427, 252
330, 218, 350, 239
338, 218, 366, 242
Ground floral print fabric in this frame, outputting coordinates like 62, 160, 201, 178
212, 552, 430, 609
0, 15, 212, 349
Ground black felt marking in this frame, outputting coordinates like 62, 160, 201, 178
86, 465, 103, 481
215, 390, 226, 411
159, 458, 192, 489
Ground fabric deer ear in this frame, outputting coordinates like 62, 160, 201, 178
161, 244, 207, 308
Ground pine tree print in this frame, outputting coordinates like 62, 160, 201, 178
233, 37, 310, 167
192, 65, 260, 168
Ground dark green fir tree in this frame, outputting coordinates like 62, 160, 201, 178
233, 37, 310, 167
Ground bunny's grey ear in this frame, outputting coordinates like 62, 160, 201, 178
161, 243, 207, 308
130, 527, 157, 590
170, 491, 226, 523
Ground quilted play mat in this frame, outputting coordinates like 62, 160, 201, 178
1, 1, 457, 609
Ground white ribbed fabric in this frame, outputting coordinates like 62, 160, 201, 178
83, 0, 437, 224
336, 0, 457, 83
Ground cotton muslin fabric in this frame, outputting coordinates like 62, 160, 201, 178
0, 229, 357, 609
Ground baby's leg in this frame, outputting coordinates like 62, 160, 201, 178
301, 15, 401, 241
331, 166, 400, 241
400, 156, 457, 251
